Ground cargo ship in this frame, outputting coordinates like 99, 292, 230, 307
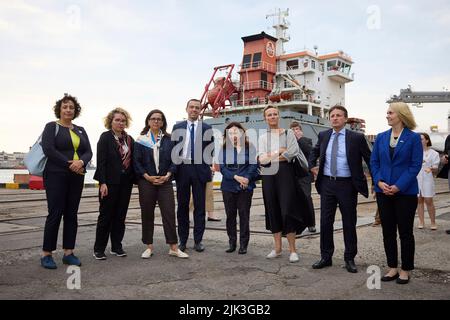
199, 8, 365, 143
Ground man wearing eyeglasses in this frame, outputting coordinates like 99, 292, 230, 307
171, 99, 214, 252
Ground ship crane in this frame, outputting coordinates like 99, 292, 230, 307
387, 87, 450, 104
199, 64, 238, 118
387, 87, 450, 151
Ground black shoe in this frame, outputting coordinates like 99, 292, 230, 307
93, 252, 107, 260
381, 273, 399, 282
446, 229, 450, 235
194, 243, 205, 252
396, 276, 410, 284
308, 226, 317, 233
226, 244, 236, 253
179, 243, 187, 252
110, 248, 127, 257
238, 247, 247, 254
345, 259, 358, 273
312, 258, 332, 269
207, 217, 221, 222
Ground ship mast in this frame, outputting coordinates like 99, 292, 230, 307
266, 8, 290, 56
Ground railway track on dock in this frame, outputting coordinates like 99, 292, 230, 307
0, 190, 448, 239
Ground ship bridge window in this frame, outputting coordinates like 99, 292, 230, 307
327, 60, 338, 71
342, 63, 351, 74
242, 54, 252, 69
252, 52, 262, 68
286, 59, 299, 70
328, 60, 352, 74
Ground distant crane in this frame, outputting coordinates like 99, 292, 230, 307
387, 87, 450, 151
387, 87, 450, 104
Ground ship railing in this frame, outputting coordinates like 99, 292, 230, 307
240, 61, 276, 73
292, 93, 307, 101
235, 97, 268, 107
240, 80, 273, 91
277, 64, 314, 74
234, 93, 313, 107
277, 64, 296, 73
284, 93, 313, 102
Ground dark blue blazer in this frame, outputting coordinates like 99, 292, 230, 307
133, 135, 176, 178
309, 129, 372, 197
219, 145, 259, 193
370, 128, 422, 195
171, 120, 214, 184
42, 121, 92, 173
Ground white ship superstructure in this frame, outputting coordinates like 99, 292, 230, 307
201, 9, 363, 142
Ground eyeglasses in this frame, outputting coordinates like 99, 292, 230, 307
149, 118, 163, 122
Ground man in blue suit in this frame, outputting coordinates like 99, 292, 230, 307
309, 105, 371, 273
171, 99, 214, 252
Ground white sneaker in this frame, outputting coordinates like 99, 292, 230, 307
169, 249, 189, 259
289, 252, 299, 263
266, 250, 282, 259
141, 248, 153, 259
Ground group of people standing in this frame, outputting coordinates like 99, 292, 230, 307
38, 94, 450, 286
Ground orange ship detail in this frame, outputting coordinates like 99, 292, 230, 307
200, 65, 237, 118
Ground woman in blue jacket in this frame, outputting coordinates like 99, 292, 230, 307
134, 109, 188, 259
220, 122, 259, 254
370, 102, 422, 284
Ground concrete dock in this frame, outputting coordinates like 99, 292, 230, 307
0, 180, 449, 300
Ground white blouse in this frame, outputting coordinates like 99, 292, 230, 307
257, 129, 299, 175
417, 148, 440, 197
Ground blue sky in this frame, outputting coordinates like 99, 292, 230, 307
1, 0, 449, 154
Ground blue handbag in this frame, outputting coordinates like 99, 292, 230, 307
24, 123, 59, 176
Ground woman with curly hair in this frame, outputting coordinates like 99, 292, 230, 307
40, 94, 92, 269
93, 107, 135, 260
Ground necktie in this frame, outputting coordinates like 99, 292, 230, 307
190, 123, 195, 160
330, 132, 339, 177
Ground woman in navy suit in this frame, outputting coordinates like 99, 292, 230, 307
219, 122, 259, 254
370, 102, 422, 284
41, 94, 92, 269
134, 109, 188, 259
93, 108, 135, 260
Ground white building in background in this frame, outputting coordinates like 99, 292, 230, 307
0, 151, 26, 169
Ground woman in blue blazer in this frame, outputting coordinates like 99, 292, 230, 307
219, 122, 259, 254
370, 102, 422, 284
134, 109, 188, 259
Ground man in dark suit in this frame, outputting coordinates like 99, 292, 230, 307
290, 121, 316, 232
171, 99, 214, 252
308, 105, 371, 273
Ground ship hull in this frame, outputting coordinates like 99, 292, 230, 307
203, 109, 332, 145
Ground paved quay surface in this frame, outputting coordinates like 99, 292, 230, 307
0, 181, 449, 300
